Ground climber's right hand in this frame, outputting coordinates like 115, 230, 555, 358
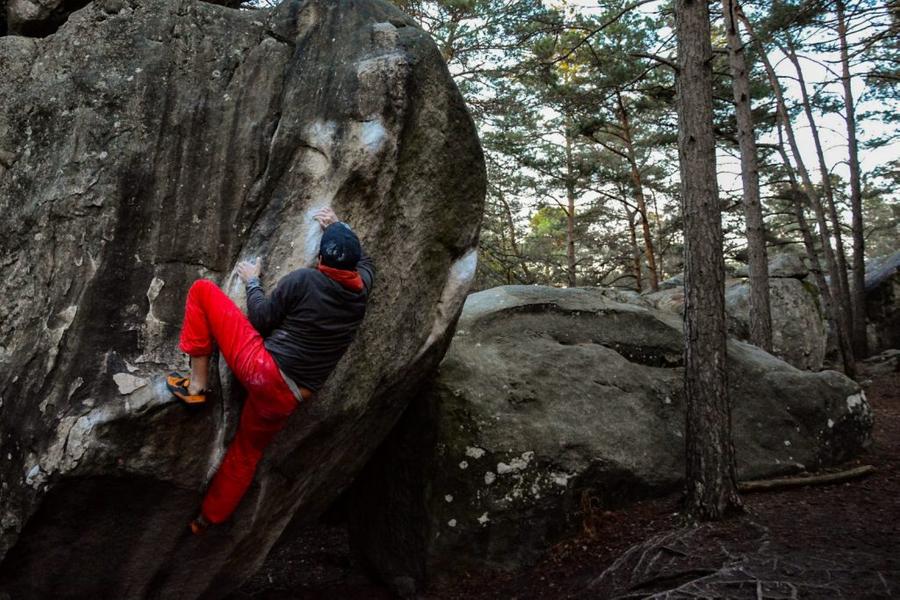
314, 207, 339, 230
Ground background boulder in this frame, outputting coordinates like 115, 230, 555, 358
724, 277, 826, 371
5, 0, 73, 36
348, 286, 872, 594
733, 253, 809, 279
647, 254, 826, 370
0, 0, 484, 597
865, 250, 900, 354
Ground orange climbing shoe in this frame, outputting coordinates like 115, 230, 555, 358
166, 372, 208, 405
189, 514, 210, 536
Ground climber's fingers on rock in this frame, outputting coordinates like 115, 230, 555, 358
236, 259, 262, 282
314, 207, 338, 229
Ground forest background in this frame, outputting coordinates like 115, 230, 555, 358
377, 0, 898, 298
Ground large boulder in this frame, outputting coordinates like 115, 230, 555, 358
733, 252, 809, 279
0, 0, 485, 597
348, 286, 872, 594
865, 250, 900, 354
5, 0, 72, 36
647, 255, 826, 370
724, 277, 826, 371
4, 0, 244, 36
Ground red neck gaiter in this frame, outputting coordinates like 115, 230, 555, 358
318, 264, 365, 293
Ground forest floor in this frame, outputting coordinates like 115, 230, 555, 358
231, 368, 899, 599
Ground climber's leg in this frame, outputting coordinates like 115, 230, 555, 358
175, 279, 269, 389
189, 355, 210, 393
199, 352, 297, 524
175, 279, 299, 525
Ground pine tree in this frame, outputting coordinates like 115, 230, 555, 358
676, 0, 742, 521
722, 0, 773, 351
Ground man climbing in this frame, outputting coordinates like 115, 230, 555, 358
165, 207, 374, 534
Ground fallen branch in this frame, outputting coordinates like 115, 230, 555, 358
739, 465, 876, 493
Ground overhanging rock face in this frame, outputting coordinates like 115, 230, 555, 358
0, 0, 485, 597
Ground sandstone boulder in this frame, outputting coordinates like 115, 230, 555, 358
725, 277, 826, 371
865, 250, 900, 354
647, 275, 826, 370
733, 252, 809, 279
5, 0, 70, 36
768, 252, 809, 278
348, 286, 872, 594
0, 0, 484, 597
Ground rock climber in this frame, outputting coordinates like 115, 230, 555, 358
165, 206, 374, 534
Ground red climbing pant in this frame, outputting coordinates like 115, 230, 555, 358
179, 279, 298, 524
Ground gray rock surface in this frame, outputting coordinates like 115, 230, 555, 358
658, 272, 684, 290
734, 252, 809, 279
725, 277, 826, 371
0, 0, 484, 597
767, 252, 809, 278
5, 0, 81, 36
860, 349, 900, 377
865, 250, 900, 354
348, 286, 872, 593
646, 277, 826, 370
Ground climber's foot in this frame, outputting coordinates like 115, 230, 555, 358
189, 514, 211, 536
166, 372, 208, 405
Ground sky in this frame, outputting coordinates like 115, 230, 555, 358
554, 0, 899, 204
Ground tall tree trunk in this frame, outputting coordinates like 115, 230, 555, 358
837, 0, 868, 358
564, 129, 577, 288
784, 38, 855, 350
652, 191, 665, 280
724, 0, 772, 352
675, 0, 741, 521
497, 188, 532, 284
623, 201, 643, 291
616, 91, 660, 291
776, 125, 841, 357
738, 5, 856, 376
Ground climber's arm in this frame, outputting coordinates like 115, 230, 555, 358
239, 260, 299, 335
357, 250, 375, 292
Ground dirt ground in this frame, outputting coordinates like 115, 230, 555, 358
232, 369, 899, 599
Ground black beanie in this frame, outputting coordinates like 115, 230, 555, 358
319, 222, 362, 270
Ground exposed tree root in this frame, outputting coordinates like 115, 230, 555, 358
739, 465, 875, 493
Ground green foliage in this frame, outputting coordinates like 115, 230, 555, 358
863, 161, 900, 258
393, 0, 898, 291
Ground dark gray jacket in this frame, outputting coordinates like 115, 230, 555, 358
246, 253, 374, 392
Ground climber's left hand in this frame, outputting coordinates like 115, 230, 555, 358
237, 258, 262, 283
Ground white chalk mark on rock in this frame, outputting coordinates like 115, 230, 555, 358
113, 372, 148, 395
413, 249, 478, 361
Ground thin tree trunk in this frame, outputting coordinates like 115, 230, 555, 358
564, 129, 577, 288
837, 0, 868, 358
724, 0, 772, 352
784, 37, 855, 349
497, 189, 532, 284
675, 0, 741, 521
617, 91, 659, 292
738, 5, 856, 376
776, 125, 841, 356
652, 191, 665, 280
624, 202, 643, 291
